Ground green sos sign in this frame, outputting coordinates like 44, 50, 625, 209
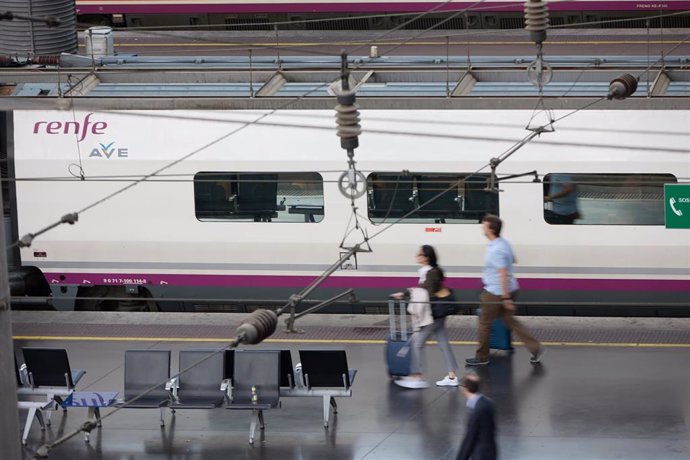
665, 184, 690, 229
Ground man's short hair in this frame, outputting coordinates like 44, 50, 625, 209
460, 374, 480, 394
482, 214, 503, 237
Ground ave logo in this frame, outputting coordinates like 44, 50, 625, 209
89, 142, 129, 159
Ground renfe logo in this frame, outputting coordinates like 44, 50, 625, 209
33, 113, 107, 142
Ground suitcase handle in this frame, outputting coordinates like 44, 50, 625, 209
387, 297, 407, 340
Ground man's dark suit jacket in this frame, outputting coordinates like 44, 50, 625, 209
456, 395, 497, 460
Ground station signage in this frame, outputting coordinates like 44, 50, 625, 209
664, 184, 690, 229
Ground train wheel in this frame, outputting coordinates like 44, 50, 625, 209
75, 286, 159, 312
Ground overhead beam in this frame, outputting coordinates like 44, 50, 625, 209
63, 73, 101, 97
452, 71, 477, 96
256, 72, 286, 97
649, 70, 671, 97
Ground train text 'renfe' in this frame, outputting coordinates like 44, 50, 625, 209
32, 113, 107, 142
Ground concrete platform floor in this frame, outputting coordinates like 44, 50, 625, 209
11, 312, 690, 460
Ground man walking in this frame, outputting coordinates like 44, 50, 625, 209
466, 214, 543, 366
456, 373, 496, 460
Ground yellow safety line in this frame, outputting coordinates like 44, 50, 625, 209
12, 335, 690, 348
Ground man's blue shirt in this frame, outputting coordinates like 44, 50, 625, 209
482, 237, 518, 296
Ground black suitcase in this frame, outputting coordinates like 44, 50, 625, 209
385, 298, 412, 377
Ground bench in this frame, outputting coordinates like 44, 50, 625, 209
280, 349, 357, 428
222, 350, 281, 445
116, 350, 172, 427
166, 349, 224, 409
18, 348, 86, 445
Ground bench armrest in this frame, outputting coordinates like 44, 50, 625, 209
220, 378, 233, 401
165, 377, 179, 403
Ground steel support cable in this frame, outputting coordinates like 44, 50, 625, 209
67, 75, 88, 181
78, 109, 690, 141
9, 176, 687, 185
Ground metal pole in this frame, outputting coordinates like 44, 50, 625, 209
0, 169, 22, 458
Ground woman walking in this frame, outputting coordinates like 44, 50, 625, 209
393, 245, 459, 389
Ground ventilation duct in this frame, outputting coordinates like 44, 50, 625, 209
0, 0, 77, 56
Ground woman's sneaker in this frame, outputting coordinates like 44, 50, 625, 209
530, 347, 545, 364
436, 376, 459, 387
394, 378, 430, 389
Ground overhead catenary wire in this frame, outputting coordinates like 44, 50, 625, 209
15, 8, 690, 459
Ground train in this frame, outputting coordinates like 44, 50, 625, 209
75, 0, 690, 29
4, 107, 689, 315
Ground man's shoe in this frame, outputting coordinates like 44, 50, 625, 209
465, 357, 490, 366
530, 347, 545, 364
436, 376, 460, 387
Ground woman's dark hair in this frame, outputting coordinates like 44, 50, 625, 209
421, 245, 438, 268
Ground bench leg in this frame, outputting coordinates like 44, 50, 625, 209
258, 410, 265, 430
45, 406, 52, 426
159, 407, 165, 427
249, 409, 259, 445
330, 396, 338, 414
35, 408, 46, 431
322, 396, 331, 428
86, 407, 103, 428
22, 407, 37, 445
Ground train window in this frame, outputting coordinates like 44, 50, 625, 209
543, 173, 677, 225
194, 172, 324, 223
367, 172, 498, 224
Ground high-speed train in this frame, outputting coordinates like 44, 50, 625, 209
75, 0, 690, 29
7, 108, 690, 315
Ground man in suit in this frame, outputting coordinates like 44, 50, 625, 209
456, 373, 497, 460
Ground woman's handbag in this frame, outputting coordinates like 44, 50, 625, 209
431, 288, 457, 319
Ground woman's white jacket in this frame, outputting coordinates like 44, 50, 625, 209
406, 287, 433, 331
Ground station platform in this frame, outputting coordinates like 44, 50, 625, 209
11, 311, 690, 460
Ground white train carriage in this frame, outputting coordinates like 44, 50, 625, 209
12, 109, 690, 313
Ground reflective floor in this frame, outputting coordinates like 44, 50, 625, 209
14, 332, 690, 460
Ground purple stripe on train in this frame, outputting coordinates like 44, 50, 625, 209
76, 2, 690, 15
44, 273, 690, 292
